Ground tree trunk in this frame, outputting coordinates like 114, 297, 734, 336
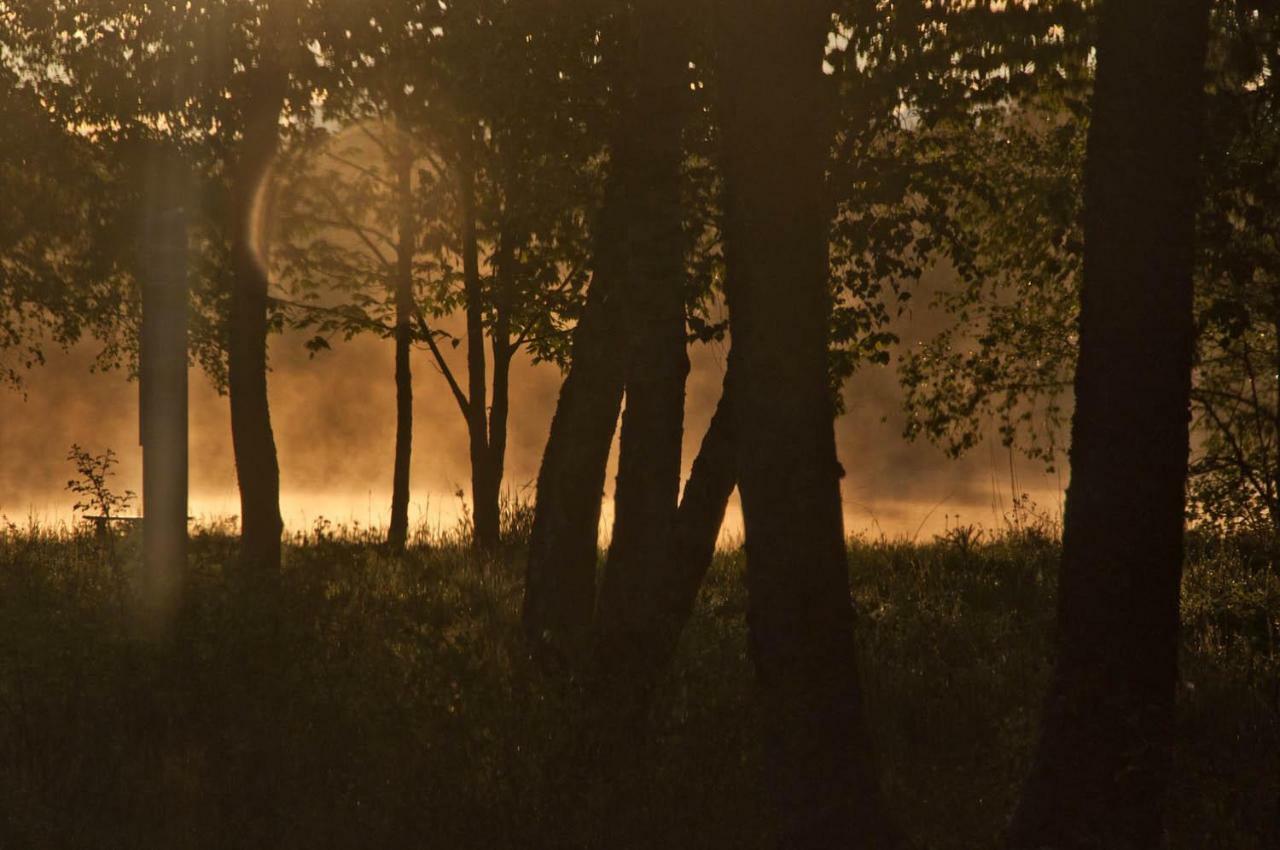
523, 181, 628, 666
663, 360, 738, 654
457, 143, 499, 552
471, 448, 501, 550
388, 144, 415, 552
715, 2, 901, 846
228, 67, 286, 573
138, 144, 189, 638
485, 340, 513, 542
599, 358, 740, 700
488, 228, 516, 546
1270, 312, 1280, 534
1008, 2, 1211, 848
593, 0, 692, 694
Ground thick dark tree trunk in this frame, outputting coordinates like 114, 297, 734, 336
715, 2, 901, 846
388, 146, 415, 551
523, 180, 628, 666
1008, 2, 1211, 848
228, 67, 286, 573
593, 0, 692, 693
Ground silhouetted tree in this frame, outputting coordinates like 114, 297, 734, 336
591, 0, 693, 698
597, 353, 739, 698
523, 184, 628, 663
434, 0, 602, 552
277, 3, 452, 550
1182, 3, 1280, 535
272, 1, 601, 552
1007, 0, 1213, 847
896, 5, 1280, 542
0, 1, 320, 574
273, 117, 439, 552
521, 0, 725, 676
227, 58, 288, 573
389, 135, 417, 551
0, 23, 145, 389
715, 0, 901, 846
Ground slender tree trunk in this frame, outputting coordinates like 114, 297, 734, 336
457, 143, 499, 551
228, 66, 286, 573
388, 144, 415, 551
1269, 312, 1280, 533
1008, 3, 1211, 848
592, 0, 692, 694
487, 229, 515, 545
485, 341, 513, 541
716, 2, 901, 846
523, 181, 628, 666
471, 450, 501, 550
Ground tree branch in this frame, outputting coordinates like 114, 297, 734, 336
268, 295, 394, 335
412, 304, 472, 421
321, 148, 397, 192
316, 184, 397, 271
355, 120, 396, 160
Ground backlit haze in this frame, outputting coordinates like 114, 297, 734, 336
0, 282, 1064, 543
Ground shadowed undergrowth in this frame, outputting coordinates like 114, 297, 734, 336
0, 518, 1275, 849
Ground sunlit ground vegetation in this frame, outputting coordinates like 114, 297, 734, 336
1, 508, 1276, 850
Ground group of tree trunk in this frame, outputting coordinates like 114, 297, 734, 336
526, 0, 1214, 844
215, 0, 1213, 845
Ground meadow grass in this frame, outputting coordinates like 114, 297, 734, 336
0, 514, 1275, 849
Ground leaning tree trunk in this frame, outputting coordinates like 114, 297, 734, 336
388, 144, 415, 551
653, 358, 738, 668
593, 0, 692, 697
523, 179, 629, 666
598, 357, 739, 699
716, 1, 901, 846
1008, 2, 1211, 848
228, 66, 287, 573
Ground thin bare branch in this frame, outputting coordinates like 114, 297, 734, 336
412, 304, 472, 420
316, 184, 397, 271
320, 148, 396, 191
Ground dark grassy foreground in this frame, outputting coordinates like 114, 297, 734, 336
0, 517, 1276, 849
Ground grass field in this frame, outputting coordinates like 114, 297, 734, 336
1, 515, 1276, 849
